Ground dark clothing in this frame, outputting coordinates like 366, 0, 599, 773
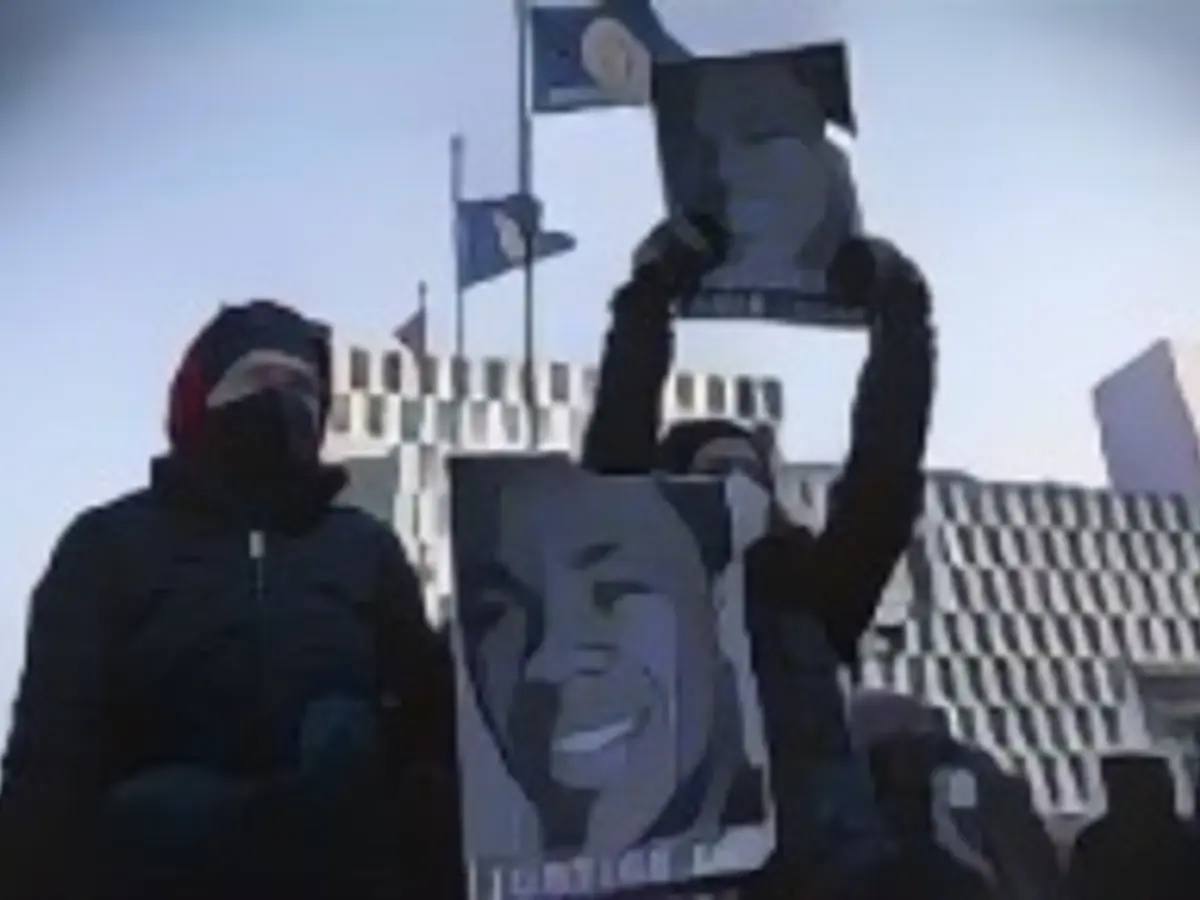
581, 262, 932, 663
0, 303, 456, 900
939, 743, 1066, 900
1068, 813, 1200, 900
579, 250, 934, 896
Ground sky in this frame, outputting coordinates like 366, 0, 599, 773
0, 0, 1198, 735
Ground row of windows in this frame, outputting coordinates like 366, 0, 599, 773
933, 478, 1198, 533
920, 603, 1200, 663
330, 394, 583, 449
937, 523, 1200, 574
1009, 753, 1096, 810
344, 349, 785, 421
945, 704, 1124, 754
890, 652, 1123, 707
349, 351, 573, 402
938, 564, 1200, 621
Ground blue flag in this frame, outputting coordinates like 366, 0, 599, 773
529, 0, 689, 113
456, 192, 576, 289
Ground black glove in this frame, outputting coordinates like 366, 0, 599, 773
629, 213, 729, 309
829, 236, 932, 343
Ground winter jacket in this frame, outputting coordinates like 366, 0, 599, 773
578, 246, 934, 896
0, 303, 455, 900
580, 249, 932, 663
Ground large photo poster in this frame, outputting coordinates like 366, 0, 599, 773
653, 46, 864, 328
448, 454, 774, 899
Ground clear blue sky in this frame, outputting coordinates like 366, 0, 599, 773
1, 0, 1198, 732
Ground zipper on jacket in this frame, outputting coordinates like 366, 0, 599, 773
248, 529, 268, 766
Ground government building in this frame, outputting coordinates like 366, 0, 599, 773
323, 338, 786, 624
781, 463, 1200, 819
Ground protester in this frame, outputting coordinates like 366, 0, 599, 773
850, 689, 1069, 900
0, 300, 460, 900
866, 733, 996, 900
1067, 754, 1200, 900
580, 216, 936, 898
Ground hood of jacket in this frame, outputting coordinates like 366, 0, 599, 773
157, 299, 345, 525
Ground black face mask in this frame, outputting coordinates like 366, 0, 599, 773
205, 388, 320, 481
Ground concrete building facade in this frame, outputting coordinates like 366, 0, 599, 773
782, 463, 1200, 816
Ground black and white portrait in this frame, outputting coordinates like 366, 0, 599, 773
448, 454, 774, 900
653, 46, 862, 327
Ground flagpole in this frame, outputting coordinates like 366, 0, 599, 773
451, 134, 465, 364
450, 133, 466, 449
515, 0, 538, 450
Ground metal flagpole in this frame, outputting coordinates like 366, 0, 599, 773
515, 0, 538, 450
417, 278, 429, 330
450, 133, 466, 448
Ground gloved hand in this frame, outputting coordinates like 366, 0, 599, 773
629, 212, 729, 310
829, 236, 933, 343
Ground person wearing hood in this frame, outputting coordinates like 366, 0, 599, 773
0, 300, 459, 900
579, 217, 936, 898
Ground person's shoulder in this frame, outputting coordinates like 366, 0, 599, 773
323, 505, 418, 569
57, 488, 157, 546
325, 504, 399, 542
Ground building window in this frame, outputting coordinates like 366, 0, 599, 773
400, 399, 423, 442
419, 356, 438, 395
485, 359, 506, 400
537, 407, 553, 445
469, 401, 489, 444
583, 367, 598, 401
501, 405, 522, 444
569, 409, 587, 450
735, 376, 756, 419
761, 378, 783, 421
675, 372, 695, 411
707, 376, 727, 415
550, 362, 570, 403
381, 352, 402, 393
451, 357, 470, 399
365, 395, 385, 437
328, 393, 351, 433
436, 400, 459, 445
349, 347, 370, 390
418, 445, 439, 489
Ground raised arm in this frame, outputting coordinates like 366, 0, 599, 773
808, 238, 936, 663
581, 215, 727, 474
0, 510, 122, 900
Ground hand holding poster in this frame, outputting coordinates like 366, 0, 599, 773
653, 46, 865, 328
449, 454, 774, 899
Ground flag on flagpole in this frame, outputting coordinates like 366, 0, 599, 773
394, 282, 429, 358
529, 0, 688, 112
456, 191, 576, 290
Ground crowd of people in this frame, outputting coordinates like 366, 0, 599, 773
0, 216, 1197, 899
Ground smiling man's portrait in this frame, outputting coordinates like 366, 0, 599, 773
449, 455, 773, 899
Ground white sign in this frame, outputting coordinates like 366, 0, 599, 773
448, 455, 774, 899
653, 47, 864, 328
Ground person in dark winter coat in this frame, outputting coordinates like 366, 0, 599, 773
850, 689, 1068, 900
1068, 754, 1200, 900
580, 216, 936, 898
865, 735, 996, 900
0, 300, 460, 900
